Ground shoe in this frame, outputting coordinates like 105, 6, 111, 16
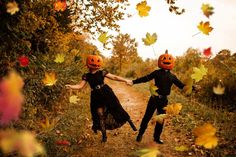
136, 134, 143, 142
101, 135, 107, 143
92, 126, 98, 134
154, 139, 164, 144
128, 120, 137, 131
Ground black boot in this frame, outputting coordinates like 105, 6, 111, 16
136, 133, 143, 142
154, 138, 164, 144
128, 119, 137, 131
101, 132, 107, 143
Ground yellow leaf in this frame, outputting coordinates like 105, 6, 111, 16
54, 53, 65, 63
201, 4, 214, 18
40, 117, 55, 131
69, 95, 80, 104
136, 1, 151, 17
183, 78, 193, 95
98, 32, 110, 44
153, 114, 167, 124
195, 135, 218, 149
197, 21, 213, 35
142, 33, 157, 46
191, 64, 208, 82
175, 145, 189, 151
0, 130, 45, 157
149, 83, 158, 96
164, 103, 182, 115
193, 123, 216, 137
213, 84, 225, 95
42, 72, 57, 86
134, 147, 161, 157
6, 1, 19, 15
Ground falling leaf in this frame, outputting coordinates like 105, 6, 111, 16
56, 140, 71, 146
136, 1, 151, 17
69, 95, 80, 104
201, 4, 214, 18
213, 83, 225, 95
175, 145, 189, 151
183, 78, 193, 95
42, 72, 57, 86
40, 117, 55, 131
193, 123, 218, 149
0, 71, 24, 125
203, 47, 212, 57
191, 64, 208, 82
197, 21, 213, 35
164, 103, 182, 115
18, 55, 30, 67
0, 130, 45, 157
153, 114, 167, 124
149, 83, 158, 96
54, 0, 67, 12
54, 53, 65, 63
6, 1, 19, 15
98, 32, 110, 44
195, 134, 218, 149
142, 33, 157, 46
134, 147, 161, 157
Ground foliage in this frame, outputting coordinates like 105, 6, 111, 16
107, 33, 140, 74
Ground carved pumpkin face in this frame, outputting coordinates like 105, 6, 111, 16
86, 55, 103, 69
158, 50, 175, 70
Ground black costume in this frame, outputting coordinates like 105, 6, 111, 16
82, 69, 136, 141
132, 68, 185, 143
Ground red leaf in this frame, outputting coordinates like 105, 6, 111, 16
18, 56, 29, 67
203, 47, 212, 57
56, 140, 70, 146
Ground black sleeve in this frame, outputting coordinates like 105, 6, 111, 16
172, 74, 185, 89
102, 69, 109, 77
133, 70, 157, 84
82, 74, 87, 81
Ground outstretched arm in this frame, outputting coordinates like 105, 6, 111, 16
105, 73, 129, 83
65, 80, 87, 90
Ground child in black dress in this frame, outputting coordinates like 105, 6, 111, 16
66, 55, 137, 142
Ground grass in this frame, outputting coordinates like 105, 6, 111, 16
133, 83, 236, 156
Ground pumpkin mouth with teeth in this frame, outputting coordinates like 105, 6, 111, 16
158, 50, 175, 70
86, 55, 103, 69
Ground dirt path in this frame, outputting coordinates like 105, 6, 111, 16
74, 80, 188, 157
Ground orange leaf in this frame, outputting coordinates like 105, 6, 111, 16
42, 72, 57, 86
54, 0, 67, 12
197, 21, 213, 35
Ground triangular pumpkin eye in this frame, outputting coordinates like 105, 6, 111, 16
169, 57, 172, 60
97, 59, 100, 62
91, 59, 94, 62
163, 57, 166, 60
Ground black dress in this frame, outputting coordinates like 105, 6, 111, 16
82, 69, 130, 131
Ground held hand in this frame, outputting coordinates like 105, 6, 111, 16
126, 80, 133, 86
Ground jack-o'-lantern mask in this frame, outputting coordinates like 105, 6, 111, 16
158, 50, 175, 70
86, 55, 103, 69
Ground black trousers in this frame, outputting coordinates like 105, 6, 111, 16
138, 96, 168, 140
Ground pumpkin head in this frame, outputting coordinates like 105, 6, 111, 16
86, 55, 103, 69
158, 50, 175, 70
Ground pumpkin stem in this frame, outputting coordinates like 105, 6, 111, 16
165, 49, 168, 54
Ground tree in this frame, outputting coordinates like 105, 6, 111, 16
111, 33, 139, 73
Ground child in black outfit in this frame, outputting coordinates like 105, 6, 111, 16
66, 55, 137, 142
128, 50, 189, 144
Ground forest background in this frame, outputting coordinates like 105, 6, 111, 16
0, 0, 235, 157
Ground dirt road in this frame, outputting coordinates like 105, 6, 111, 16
74, 80, 188, 157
